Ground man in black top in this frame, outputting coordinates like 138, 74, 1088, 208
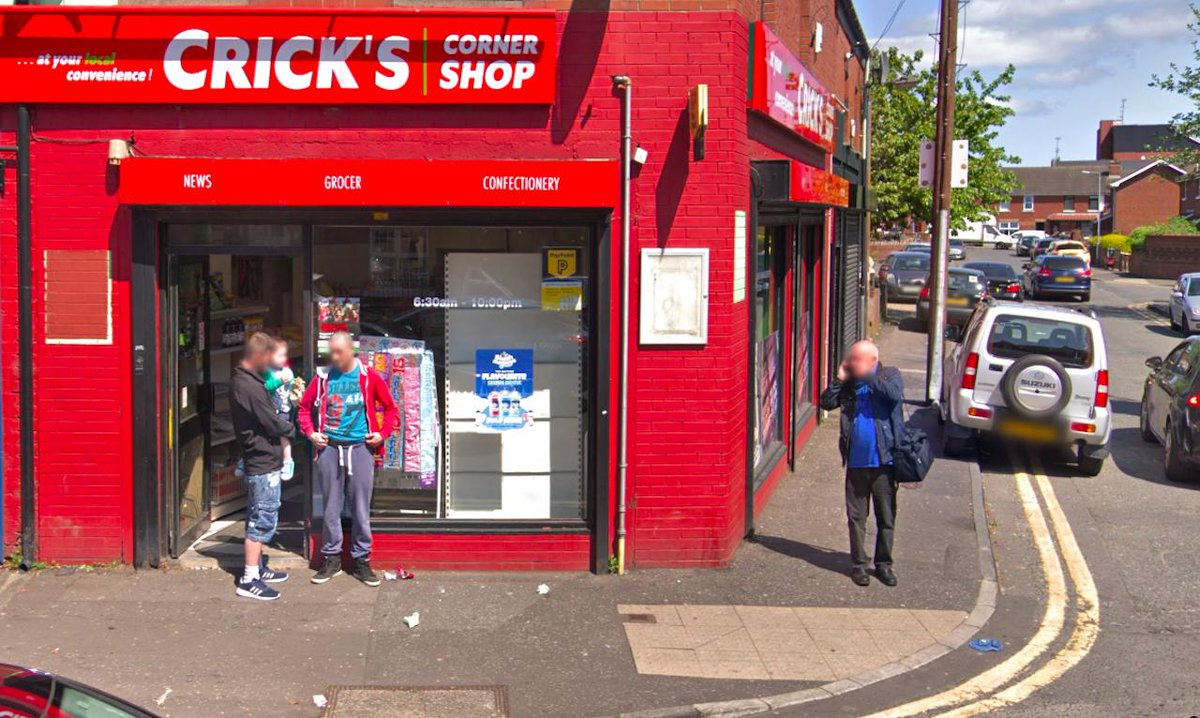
229, 332, 296, 601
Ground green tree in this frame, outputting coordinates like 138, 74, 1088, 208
870, 48, 1020, 231
1150, 3, 1200, 168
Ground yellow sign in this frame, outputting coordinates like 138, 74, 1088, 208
541, 282, 583, 311
545, 249, 577, 279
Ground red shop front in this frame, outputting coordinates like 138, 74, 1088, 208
0, 6, 853, 571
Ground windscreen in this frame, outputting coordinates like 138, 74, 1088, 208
948, 272, 983, 293
987, 314, 1094, 368
1188, 281, 1200, 297
1044, 256, 1087, 270
893, 255, 930, 271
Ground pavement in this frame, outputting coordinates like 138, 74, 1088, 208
5, 248, 1195, 718
0, 323, 988, 718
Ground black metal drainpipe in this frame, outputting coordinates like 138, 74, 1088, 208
16, 105, 35, 565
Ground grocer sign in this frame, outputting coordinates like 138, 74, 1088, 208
747, 22, 837, 152
0, 7, 557, 104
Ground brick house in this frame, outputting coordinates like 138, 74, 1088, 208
1180, 174, 1200, 220
1108, 160, 1185, 235
993, 162, 1112, 237
0, 1, 869, 570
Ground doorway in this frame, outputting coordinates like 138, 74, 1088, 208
162, 225, 311, 562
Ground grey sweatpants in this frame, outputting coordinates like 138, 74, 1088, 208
317, 442, 375, 560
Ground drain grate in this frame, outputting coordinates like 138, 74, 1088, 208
322, 685, 508, 718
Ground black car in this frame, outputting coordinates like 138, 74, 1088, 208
0, 663, 160, 717
1140, 338, 1200, 482
916, 267, 987, 328
962, 261, 1022, 301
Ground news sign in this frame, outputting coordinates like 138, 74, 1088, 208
748, 22, 837, 152
0, 7, 557, 104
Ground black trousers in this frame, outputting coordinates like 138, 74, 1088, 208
845, 466, 897, 570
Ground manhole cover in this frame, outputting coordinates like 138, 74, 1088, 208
323, 685, 508, 718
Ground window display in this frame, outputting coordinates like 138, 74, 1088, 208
313, 225, 590, 522
754, 224, 786, 474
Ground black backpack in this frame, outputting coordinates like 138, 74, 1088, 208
893, 427, 934, 483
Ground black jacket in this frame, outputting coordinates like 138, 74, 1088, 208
230, 365, 296, 476
819, 365, 905, 466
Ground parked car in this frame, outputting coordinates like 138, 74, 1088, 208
948, 238, 966, 261
1168, 272, 1200, 335
0, 663, 160, 718
962, 261, 1022, 301
1048, 240, 1091, 265
904, 242, 932, 254
882, 252, 931, 302
1030, 237, 1056, 260
1023, 255, 1091, 302
916, 267, 988, 328
1013, 230, 1047, 257
1140, 337, 1200, 482
941, 300, 1110, 475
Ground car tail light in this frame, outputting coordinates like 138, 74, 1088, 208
1006, 282, 1021, 293
962, 352, 979, 390
968, 407, 993, 418
1094, 369, 1109, 409
1039, 268, 1053, 277
1187, 394, 1200, 407
1080, 268, 1092, 278
919, 286, 930, 300
1070, 422, 1097, 434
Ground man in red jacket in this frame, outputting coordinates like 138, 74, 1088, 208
299, 331, 399, 587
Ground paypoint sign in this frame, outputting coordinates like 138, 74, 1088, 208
0, 7, 557, 104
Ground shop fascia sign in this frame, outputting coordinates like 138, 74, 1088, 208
0, 7, 556, 104
747, 22, 837, 152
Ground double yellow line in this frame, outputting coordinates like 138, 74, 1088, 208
866, 453, 1100, 717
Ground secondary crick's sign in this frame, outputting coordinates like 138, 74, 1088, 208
0, 7, 557, 104
747, 22, 838, 153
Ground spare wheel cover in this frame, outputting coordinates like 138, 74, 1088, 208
1001, 355, 1072, 418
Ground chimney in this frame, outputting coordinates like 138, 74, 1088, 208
1097, 119, 1117, 161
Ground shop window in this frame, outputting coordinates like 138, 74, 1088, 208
313, 225, 590, 522
753, 225, 786, 472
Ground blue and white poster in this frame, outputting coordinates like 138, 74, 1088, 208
474, 348, 535, 431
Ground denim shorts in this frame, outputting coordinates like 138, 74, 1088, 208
244, 470, 282, 543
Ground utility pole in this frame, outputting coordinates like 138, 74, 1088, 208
926, 0, 960, 405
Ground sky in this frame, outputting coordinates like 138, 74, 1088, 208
858, 0, 1197, 167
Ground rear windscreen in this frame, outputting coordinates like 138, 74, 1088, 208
948, 273, 983, 292
987, 315, 1094, 368
1043, 256, 1087, 270
894, 255, 930, 271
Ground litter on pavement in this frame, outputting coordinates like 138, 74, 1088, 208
536, 584, 551, 595
403, 611, 421, 628
312, 694, 328, 709
969, 638, 1003, 652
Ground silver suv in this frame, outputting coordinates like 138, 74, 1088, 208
940, 299, 1111, 475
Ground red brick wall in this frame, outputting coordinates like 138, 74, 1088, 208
1, 3, 855, 567
1130, 235, 1200, 279
1111, 167, 1183, 236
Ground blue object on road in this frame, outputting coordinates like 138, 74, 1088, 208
969, 638, 1003, 652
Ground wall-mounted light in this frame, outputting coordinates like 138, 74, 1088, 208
107, 139, 131, 165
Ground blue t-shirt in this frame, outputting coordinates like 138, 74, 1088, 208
848, 381, 880, 469
324, 365, 368, 443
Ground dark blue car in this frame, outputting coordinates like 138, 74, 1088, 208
1022, 255, 1091, 302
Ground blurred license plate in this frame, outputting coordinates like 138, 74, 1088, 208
947, 296, 969, 306
1054, 276, 1075, 283
997, 419, 1060, 442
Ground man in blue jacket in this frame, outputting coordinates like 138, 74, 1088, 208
820, 340, 905, 587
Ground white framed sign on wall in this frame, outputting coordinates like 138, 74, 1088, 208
639, 248, 709, 345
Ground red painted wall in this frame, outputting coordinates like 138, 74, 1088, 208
1, 7, 851, 569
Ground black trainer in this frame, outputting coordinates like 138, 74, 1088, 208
311, 555, 343, 584
352, 558, 381, 587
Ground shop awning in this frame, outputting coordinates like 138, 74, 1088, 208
119, 157, 619, 208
